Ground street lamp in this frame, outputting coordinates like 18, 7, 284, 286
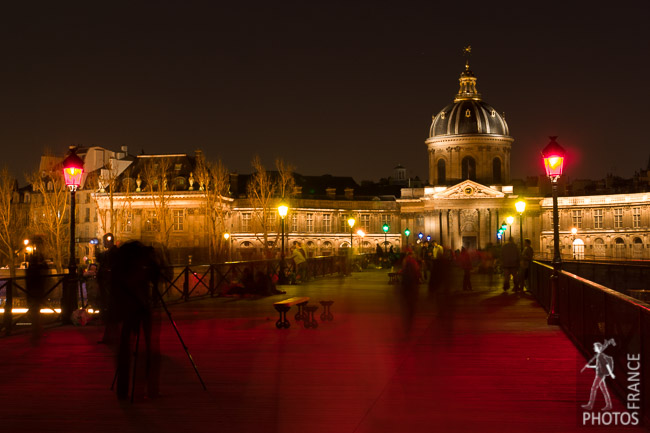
23, 239, 29, 263
223, 232, 231, 261
382, 223, 389, 253
542, 136, 566, 325
515, 200, 526, 251
278, 202, 289, 284
404, 228, 411, 247
506, 216, 514, 239
347, 217, 355, 251
356, 229, 365, 253
62, 146, 84, 324
426, 235, 431, 243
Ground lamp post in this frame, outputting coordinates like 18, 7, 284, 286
62, 146, 84, 324
223, 232, 231, 261
382, 223, 389, 253
278, 202, 289, 284
23, 239, 29, 263
404, 228, 411, 247
506, 216, 514, 239
515, 200, 526, 251
356, 229, 365, 253
542, 136, 566, 326
571, 227, 578, 259
347, 217, 355, 252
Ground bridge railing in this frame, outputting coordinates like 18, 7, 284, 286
1, 254, 373, 334
530, 261, 649, 424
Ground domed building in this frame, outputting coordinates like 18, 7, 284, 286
398, 56, 540, 252
426, 61, 514, 186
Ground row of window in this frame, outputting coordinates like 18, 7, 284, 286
240, 212, 392, 233
436, 157, 502, 183
570, 208, 643, 229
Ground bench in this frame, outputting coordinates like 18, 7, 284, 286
273, 297, 309, 329
303, 305, 319, 329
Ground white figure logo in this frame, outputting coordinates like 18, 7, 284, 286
581, 338, 616, 411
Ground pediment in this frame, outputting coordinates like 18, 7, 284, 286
432, 180, 505, 199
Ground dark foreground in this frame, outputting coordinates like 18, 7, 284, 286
1, 269, 645, 433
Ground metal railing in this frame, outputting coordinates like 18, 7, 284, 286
1, 254, 373, 335
530, 261, 649, 425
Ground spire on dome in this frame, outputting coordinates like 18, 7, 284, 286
454, 45, 481, 102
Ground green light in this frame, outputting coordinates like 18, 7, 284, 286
382, 224, 389, 233
404, 228, 411, 237
501, 223, 507, 231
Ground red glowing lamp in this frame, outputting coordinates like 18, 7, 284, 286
62, 147, 84, 189
541, 136, 566, 180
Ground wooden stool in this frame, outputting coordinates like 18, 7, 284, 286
319, 300, 334, 321
303, 305, 319, 329
273, 297, 310, 329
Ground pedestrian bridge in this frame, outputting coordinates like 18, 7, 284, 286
0, 264, 647, 432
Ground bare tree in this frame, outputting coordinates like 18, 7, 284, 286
194, 152, 231, 262
28, 162, 70, 272
142, 157, 173, 247
87, 165, 135, 238
246, 157, 297, 258
0, 168, 29, 277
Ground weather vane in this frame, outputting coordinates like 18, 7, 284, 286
462, 45, 472, 69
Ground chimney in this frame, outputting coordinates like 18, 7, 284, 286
344, 187, 354, 200
326, 187, 336, 199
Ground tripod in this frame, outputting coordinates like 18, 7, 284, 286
111, 284, 207, 402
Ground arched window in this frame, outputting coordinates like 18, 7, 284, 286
594, 238, 605, 257
633, 237, 643, 259
461, 156, 476, 181
437, 159, 446, 184
492, 158, 502, 183
572, 238, 585, 260
614, 238, 626, 259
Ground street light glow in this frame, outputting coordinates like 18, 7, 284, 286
348, 217, 356, 228
506, 216, 514, 225
515, 201, 526, 214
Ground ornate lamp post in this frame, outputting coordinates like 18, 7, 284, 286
404, 228, 411, 247
347, 217, 356, 251
62, 146, 84, 324
542, 136, 566, 325
382, 223, 389, 253
506, 216, 514, 239
515, 200, 526, 251
278, 202, 289, 284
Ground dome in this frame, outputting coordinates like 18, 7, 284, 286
428, 63, 510, 138
429, 100, 509, 137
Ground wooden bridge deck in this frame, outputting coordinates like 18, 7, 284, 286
1, 269, 645, 433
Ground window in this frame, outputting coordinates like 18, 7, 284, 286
173, 209, 184, 231
614, 237, 625, 259
492, 158, 502, 183
381, 214, 391, 230
593, 209, 603, 229
174, 163, 182, 171
360, 214, 370, 232
144, 210, 159, 232
633, 207, 641, 228
323, 214, 331, 233
306, 213, 314, 232
267, 213, 277, 230
437, 159, 446, 184
84, 207, 90, 222
291, 214, 298, 232
614, 208, 623, 228
571, 209, 583, 229
594, 238, 605, 257
461, 156, 476, 181
340, 217, 349, 233
241, 212, 251, 232
123, 210, 132, 233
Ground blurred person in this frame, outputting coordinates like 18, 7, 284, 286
26, 236, 47, 345
96, 233, 119, 344
517, 239, 534, 292
114, 241, 162, 401
291, 245, 307, 282
501, 237, 520, 292
459, 245, 473, 291
399, 247, 420, 334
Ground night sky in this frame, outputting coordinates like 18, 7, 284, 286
2, 2, 649, 185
